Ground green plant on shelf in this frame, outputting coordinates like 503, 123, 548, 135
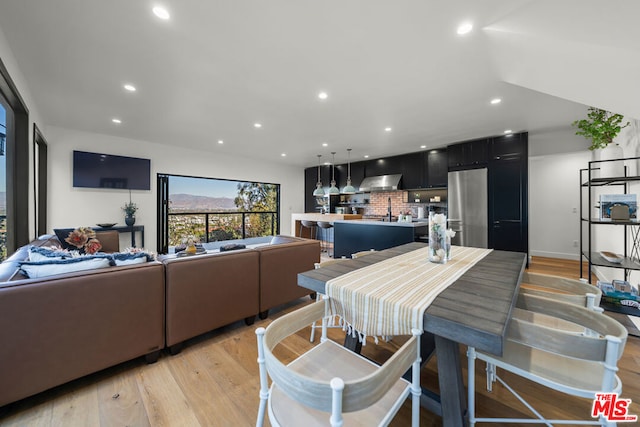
572, 107, 630, 150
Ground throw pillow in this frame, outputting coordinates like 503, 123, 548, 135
220, 243, 246, 252
19, 256, 112, 279
53, 227, 102, 254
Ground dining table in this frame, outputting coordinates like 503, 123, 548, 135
297, 242, 527, 427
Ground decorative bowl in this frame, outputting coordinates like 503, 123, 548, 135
96, 223, 117, 228
599, 251, 623, 264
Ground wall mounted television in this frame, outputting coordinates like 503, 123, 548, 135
73, 150, 151, 190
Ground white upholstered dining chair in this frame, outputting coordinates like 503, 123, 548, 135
467, 292, 628, 426
256, 297, 423, 427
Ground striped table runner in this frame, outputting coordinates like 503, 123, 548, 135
326, 245, 493, 341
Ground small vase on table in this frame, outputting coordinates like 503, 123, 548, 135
125, 215, 135, 226
429, 212, 447, 264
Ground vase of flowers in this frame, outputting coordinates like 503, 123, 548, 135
122, 200, 138, 226
429, 212, 447, 263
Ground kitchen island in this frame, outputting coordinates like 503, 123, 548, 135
332, 219, 429, 258
290, 213, 362, 238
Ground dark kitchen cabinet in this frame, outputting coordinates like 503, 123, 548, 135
336, 160, 366, 191
365, 154, 423, 189
488, 133, 528, 254
399, 153, 423, 189
304, 167, 317, 212
491, 133, 526, 159
426, 149, 448, 187
447, 139, 489, 170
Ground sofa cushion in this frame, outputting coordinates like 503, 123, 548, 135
219, 243, 246, 252
19, 255, 112, 279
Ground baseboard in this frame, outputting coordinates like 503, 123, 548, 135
529, 250, 580, 261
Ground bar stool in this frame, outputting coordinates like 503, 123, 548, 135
299, 220, 318, 240
316, 221, 333, 257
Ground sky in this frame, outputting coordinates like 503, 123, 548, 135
169, 175, 241, 199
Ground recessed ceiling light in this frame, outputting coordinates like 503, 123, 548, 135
281, 153, 286, 157
112, 118, 122, 124
152, 6, 170, 20
322, 142, 328, 147
364, 155, 370, 159
504, 130, 512, 134
324, 161, 331, 165
490, 98, 502, 105
218, 140, 224, 144
318, 92, 328, 100
385, 127, 392, 132
420, 145, 426, 149
254, 123, 262, 128
457, 22, 473, 35
123, 84, 136, 92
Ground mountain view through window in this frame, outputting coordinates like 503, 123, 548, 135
167, 175, 279, 248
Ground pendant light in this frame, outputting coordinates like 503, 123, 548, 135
342, 148, 356, 194
312, 154, 326, 196
329, 152, 340, 194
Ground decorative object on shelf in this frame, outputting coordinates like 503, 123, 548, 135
122, 191, 138, 226
428, 212, 447, 263
96, 223, 116, 228
599, 194, 636, 220
312, 154, 325, 197
599, 251, 624, 264
445, 228, 456, 261
328, 151, 340, 194
572, 107, 630, 151
342, 148, 356, 194
64, 226, 103, 254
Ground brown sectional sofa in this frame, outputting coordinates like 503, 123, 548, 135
162, 235, 320, 353
0, 236, 165, 408
163, 248, 260, 353
0, 234, 320, 407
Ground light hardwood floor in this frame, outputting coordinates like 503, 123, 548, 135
0, 257, 638, 426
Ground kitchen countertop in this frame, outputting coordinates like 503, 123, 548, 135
291, 213, 362, 236
333, 219, 429, 228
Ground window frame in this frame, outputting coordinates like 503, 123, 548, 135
0, 58, 30, 255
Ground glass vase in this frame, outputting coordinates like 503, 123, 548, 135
429, 212, 447, 264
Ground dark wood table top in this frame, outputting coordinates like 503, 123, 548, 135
298, 242, 527, 356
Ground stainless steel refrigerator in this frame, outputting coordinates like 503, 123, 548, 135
447, 169, 488, 248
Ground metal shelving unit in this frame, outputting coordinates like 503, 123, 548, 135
579, 156, 640, 283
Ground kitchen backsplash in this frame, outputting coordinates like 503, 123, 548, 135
364, 191, 446, 218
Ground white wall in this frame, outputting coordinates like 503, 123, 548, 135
528, 149, 590, 260
45, 126, 304, 251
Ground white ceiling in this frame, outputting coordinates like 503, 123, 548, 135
1, 0, 638, 167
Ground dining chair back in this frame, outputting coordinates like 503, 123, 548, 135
519, 272, 602, 310
467, 292, 628, 426
256, 297, 423, 427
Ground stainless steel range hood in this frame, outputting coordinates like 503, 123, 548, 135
358, 174, 402, 192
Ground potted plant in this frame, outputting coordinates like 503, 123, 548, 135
122, 200, 138, 226
572, 107, 630, 150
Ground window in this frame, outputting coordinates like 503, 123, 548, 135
0, 58, 30, 260
157, 174, 280, 253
